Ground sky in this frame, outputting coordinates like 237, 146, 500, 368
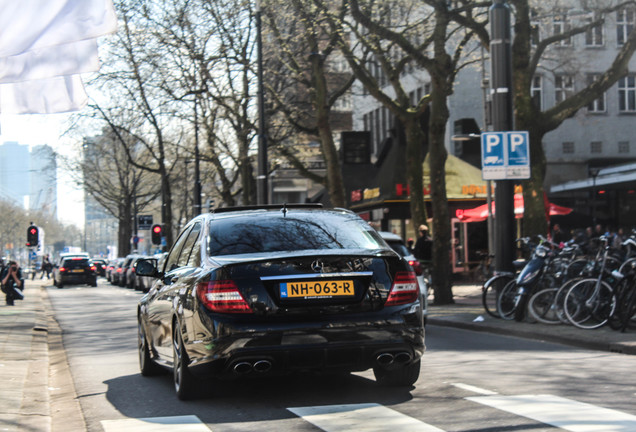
0, 112, 85, 228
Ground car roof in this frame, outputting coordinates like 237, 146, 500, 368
378, 231, 404, 242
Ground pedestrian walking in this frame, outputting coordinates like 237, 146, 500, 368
40, 254, 52, 279
1, 261, 24, 306
413, 225, 432, 262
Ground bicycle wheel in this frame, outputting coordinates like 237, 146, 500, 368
564, 279, 616, 329
617, 285, 636, 332
608, 278, 631, 330
482, 274, 514, 319
496, 279, 519, 320
528, 288, 561, 324
554, 277, 584, 324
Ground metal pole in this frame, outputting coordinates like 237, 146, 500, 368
480, 45, 495, 256
490, 0, 515, 273
255, 0, 268, 205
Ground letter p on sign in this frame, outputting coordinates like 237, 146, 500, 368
486, 134, 500, 153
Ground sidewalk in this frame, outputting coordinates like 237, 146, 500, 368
0, 279, 50, 432
428, 284, 636, 355
1, 280, 635, 432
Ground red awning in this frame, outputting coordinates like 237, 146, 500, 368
456, 193, 572, 222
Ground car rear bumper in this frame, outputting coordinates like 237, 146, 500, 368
185, 313, 425, 378
60, 274, 95, 284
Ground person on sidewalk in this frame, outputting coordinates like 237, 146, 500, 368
413, 225, 432, 263
40, 254, 52, 280
1, 261, 24, 306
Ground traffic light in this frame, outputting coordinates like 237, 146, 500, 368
27, 225, 39, 247
151, 224, 163, 245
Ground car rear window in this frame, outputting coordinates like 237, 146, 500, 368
385, 240, 410, 257
63, 258, 90, 268
208, 211, 385, 256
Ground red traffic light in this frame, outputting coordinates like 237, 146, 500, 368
151, 224, 163, 245
27, 225, 39, 247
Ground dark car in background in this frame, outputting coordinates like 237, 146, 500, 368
136, 205, 425, 400
109, 258, 126, 286
121, 254, 140, 288
91, 258, 108, 277
53, 257, 97, 288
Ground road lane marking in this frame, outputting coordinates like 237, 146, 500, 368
288, 403, 446, 432
467, 394, 636, 432
101, 415, 211, 432
450, 382, 498, 395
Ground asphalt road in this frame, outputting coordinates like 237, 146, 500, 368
46, 279, 636, 432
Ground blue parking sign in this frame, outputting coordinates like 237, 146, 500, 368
481, 131, 530, 180
508, 132, 529, 166
481, 132, 506, 180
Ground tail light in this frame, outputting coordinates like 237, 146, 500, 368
385, 271, 419, 306
196, 280, 252, 313
408, 259, 423, 276
90, 265, 97, 272
59, 267, 67, 272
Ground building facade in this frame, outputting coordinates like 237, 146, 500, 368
0, 141, 58, 215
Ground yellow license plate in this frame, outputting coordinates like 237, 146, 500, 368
70, 269, 85, 273
280, 280, 354, 299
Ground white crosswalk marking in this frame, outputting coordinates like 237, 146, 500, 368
101, 415, 211, 432
467, 394, 636, 432
288, 403, 446, 432
450, 382, 498, 395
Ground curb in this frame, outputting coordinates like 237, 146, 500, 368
41, 286, 87, 431
428, 317, 636, 355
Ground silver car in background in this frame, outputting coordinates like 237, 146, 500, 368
379, 231, 429, 324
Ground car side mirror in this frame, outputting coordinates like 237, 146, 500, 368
136, 259, 160, 277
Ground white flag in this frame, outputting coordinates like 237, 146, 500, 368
0, 0, 117, 58
0, 75, 88, 114
0, 39, 100, 84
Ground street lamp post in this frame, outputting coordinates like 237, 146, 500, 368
255, 0, 268, 205
193, 98, 202, 215
490, 0, 515, 273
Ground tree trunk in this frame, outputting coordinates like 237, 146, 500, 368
520, 131, 548, 237
428, 80, 453, 305
118, 200, 132, 256
404, 117, 426, 231
312, 55, 346, 208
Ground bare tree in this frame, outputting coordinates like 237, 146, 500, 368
79, 130, 160, 256
262, 0, 355, 207
316, 0, 488, 304
505, 1, 636, 236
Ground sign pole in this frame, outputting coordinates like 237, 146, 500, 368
490, 0, 515, 273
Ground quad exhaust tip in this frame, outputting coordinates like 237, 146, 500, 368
376, 351, 412, 366
232, 359, 273, 375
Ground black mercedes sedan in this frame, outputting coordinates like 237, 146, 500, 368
136, 205, 425, 399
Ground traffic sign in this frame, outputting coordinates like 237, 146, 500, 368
138, 215, 153, 230
481, 131, 530, 180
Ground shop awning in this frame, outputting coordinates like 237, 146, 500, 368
423, 153, 489, 199
456, 193, 573, 222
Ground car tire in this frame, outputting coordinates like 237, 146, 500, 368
373, 359, 420, 387
138, 319, 161, 377
90, 279, 97, 287
173, 324, 197, 400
